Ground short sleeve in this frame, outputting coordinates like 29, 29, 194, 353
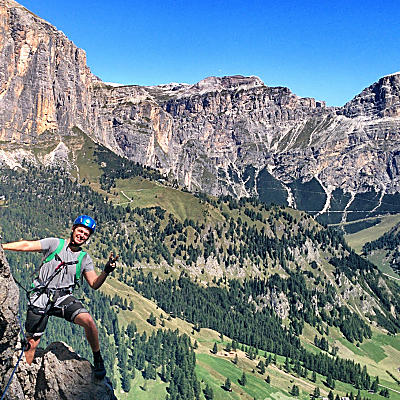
39, 238, 60, 258
81, 253, 94, 273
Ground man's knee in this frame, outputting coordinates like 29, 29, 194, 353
74, 312, 96, 330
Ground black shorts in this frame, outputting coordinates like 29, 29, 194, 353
25, 295, 88, 338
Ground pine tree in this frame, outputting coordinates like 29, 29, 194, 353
379, 388, 390, 398
311, 370, 317, 382
224, 377, 232, 391
284, 356, 290, 372
371, 377, 379, 393
312, 387, 320, 398
121, 368, 131, 392
257, 360, 266, 374
327, 374, 335, 389
147, 312, 157, 326
212, 342, 218, 354
239, 371, 247, 386
203, 383, 214, 400
290, 385, 299, 396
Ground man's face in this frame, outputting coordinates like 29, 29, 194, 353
72, 225, 91, 245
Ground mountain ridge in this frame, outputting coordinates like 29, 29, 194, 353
1, 0, 400, 223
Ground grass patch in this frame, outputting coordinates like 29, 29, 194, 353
336, 337, 365, 356
114, 177, 223, 223
343, 218, 381, 234
196, 353, 292, 400
373, 333, 400, 352
345, 213, 400, 253
117, 374, 168, 400
359, 340, 387, 363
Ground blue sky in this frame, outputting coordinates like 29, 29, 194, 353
18, 0, 400, 106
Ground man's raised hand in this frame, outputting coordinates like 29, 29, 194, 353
104, 253, 119, 274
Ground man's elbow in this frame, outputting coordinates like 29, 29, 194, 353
21, 240, 42, 252
90, 280, 101, 290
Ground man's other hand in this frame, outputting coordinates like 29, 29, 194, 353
104, 253, 119, 274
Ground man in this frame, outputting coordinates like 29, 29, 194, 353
2, 215, 118, 379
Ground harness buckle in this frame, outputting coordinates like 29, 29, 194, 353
48, 290, 56, 304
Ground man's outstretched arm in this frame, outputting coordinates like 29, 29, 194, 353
2, 240, 42, 252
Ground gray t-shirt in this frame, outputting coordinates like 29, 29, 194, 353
30, 237, 94, 308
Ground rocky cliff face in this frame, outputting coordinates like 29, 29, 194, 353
1, 0, 400, 218
342, 72, 400, 118
0, 0, 93, 141
91, 75, 328, 196
0, 245, 116, 400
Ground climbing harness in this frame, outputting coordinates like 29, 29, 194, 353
14, 239, 86, 308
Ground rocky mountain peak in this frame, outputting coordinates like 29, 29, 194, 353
0, 0, 96, 141
0, 245, 117, 400
1, 0, 400, 216
343, 71, 400, 117
194, 75, 265, 92
142, 75, 265, 101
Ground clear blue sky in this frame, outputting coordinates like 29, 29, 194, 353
18, 0, 400, 106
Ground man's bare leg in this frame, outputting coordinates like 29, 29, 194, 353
74, 312, 106, 378
74, 312, 99, 352
25, 336, 41, 365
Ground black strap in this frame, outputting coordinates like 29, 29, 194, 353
54, 253, 78, 266
32, 258, 69, 295
13, 276, 30, 296
16, 252, 78, 311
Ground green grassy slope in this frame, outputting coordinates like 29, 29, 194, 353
101, 275, 400, 400
345, 214, 400, 254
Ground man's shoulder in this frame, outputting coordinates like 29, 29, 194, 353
81, 250, 92, 259
40, 237, 63, 253
81, 251, 94, 271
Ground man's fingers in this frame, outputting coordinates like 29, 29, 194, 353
108, 253, 119, 266
108, 253, 119, 263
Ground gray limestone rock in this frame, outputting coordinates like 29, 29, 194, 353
1, 0, 400, 204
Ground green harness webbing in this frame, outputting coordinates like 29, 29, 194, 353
76, 250, 86, 281
44, 238, 66, 263
41, 238, 86, 282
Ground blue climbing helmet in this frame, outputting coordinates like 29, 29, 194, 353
73, 215, 96, 233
